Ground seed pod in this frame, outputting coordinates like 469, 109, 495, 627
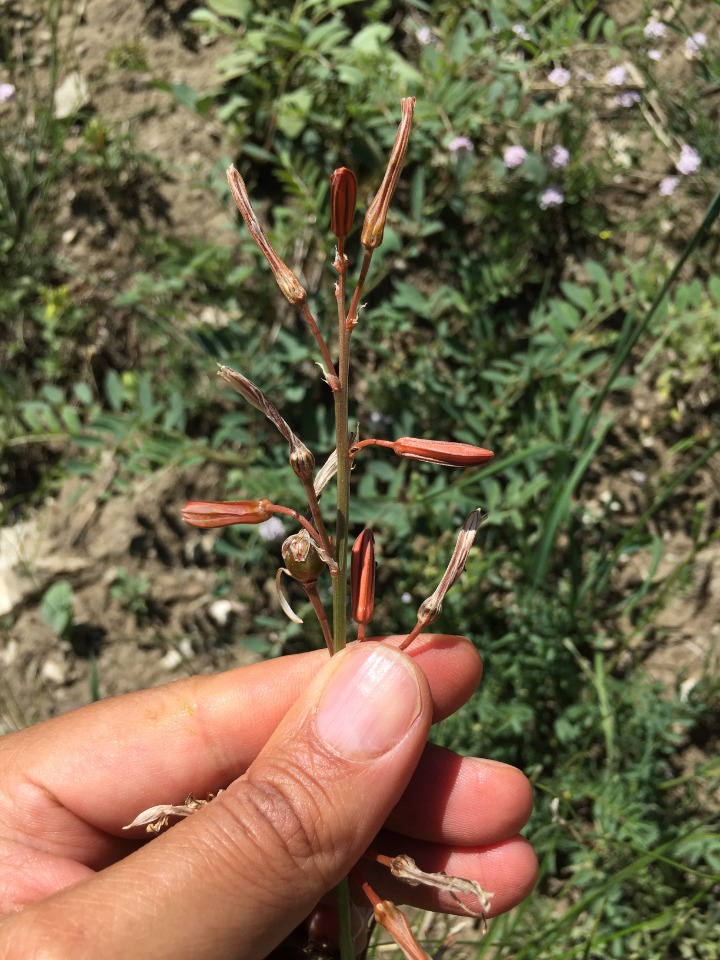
281, 531, 326, 584
330, 167, 357, 240
392, 438, 494, 467
351, 529, 376, 630
181, 499, 274, 528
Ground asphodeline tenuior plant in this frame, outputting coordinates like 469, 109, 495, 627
126, 99, 496, 960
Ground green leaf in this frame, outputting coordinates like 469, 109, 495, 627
73, 382, 93, 405
41, 580, 74, 638
205, 0, 251, 17
105, 370, 124, 412
276, 89, 313, 139
349, 22, 392, 54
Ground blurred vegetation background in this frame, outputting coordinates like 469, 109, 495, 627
1, 0, 719, 956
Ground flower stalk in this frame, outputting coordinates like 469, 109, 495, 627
174, 101, 497, 960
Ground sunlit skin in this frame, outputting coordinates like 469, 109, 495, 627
0, 634, 536, 959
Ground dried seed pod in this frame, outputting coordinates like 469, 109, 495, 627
181, 499, 274, 528
330, 166, 357, 240
282, 531, 326, 584
351, 529, 376, 635
361, 98, 415, 250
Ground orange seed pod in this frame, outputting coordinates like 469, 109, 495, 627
181, 499, 274, 528
330, 167, 357, 240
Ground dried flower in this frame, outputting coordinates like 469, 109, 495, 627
400, 510, 486, 650
330, 167, 357, 241
361, 97, 415, 250
226, 166, 306, 305
548, 67, 571, 87
217, 364, 315, 484
503, 145, 527, 169
548, 145, 570, 169
351, 529, 376, 637
658, 176, 679, 197
539, 186, 564, 209
181, 499, 274, 528
676, 144, 701, 175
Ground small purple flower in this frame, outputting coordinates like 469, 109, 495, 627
548, 145, 570, 169
658, 176, 679, 197
648, 49, 662, 61
548, 67, 571, 87
512, 23, 530, 41
686, 32, 707, 57
615, 91, 642, 108
448, 135, 473, 154
258, 517, 285, 541
644, 19, 666, 39
0, 82, 15, 103
416, 26, 437, 46
606, 65, 628, 86
539, 186, 564, 210
503, 145, 527, 169
676, 144, 701, 175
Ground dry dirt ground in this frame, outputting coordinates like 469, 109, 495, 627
1, 0, 719, 749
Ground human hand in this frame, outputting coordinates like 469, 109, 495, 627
0, 634, 536, 959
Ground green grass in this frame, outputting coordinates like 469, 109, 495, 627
2, 0, 720, 956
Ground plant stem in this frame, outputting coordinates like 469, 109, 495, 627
332, 264, 352, 652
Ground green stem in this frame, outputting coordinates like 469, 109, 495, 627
336, 876, 355, 960
332, 313, 351, 653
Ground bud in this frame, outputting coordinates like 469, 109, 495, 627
181, 499, 274, 528
330, 167, 357, 240
361, 97, 415, 250
227, 166, 306, 305
391, 438, 494, 467
351, 529, 376, 632
351, 436, 494, 467
282, 531, 326, 584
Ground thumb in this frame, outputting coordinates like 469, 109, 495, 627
210, 641, 431, 956
0, 643, 431, 960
